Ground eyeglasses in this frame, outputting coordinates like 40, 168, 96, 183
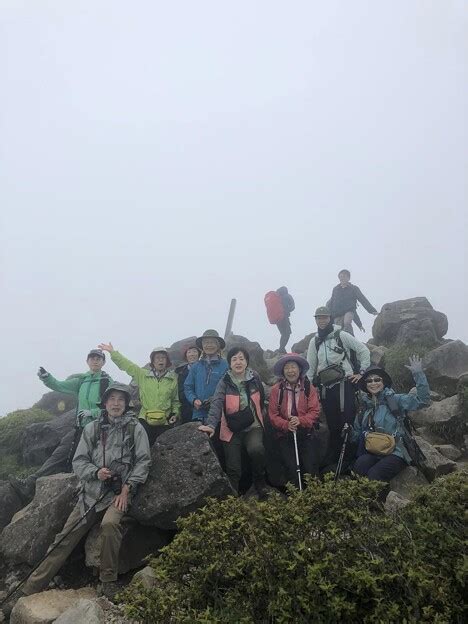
365, 376, 382, 384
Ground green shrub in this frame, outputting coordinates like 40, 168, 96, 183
122, 473, 467, 623
384, 343, 430, 392
0, 408, 52, 455
0, 453, 40, 480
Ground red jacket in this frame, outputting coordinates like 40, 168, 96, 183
268, 379, 320, 436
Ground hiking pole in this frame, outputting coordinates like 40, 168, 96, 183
0, 490, 109, 609
292, 430, 303, 491
334, 424, 350, 485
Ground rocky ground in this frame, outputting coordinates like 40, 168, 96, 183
0, 296, 467, 622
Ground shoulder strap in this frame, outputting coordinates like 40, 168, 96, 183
303, 376, 310, 398
278, 382, 284, 408
99, 371, 111, 399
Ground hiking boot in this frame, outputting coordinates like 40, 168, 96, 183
98, 581, 120, 602
253, 478, 270, 501
8, 475, 36, 504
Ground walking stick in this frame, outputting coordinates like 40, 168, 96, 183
292, 430, 303, 491
334, 424, 350, 485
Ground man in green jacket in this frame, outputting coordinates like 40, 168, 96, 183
10, 349, 112, 502
99, 343, 180, 445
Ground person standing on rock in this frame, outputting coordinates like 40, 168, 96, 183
265, 287, 296, 354
175, 344, 202, 424
184, 330, 229, 423
349, 356, 430, 484
198, 346, 269, 500
3, 383, 150, 613
307, 306, 370, 471
328, 270, 378, 336
98, 343, 180, 445
9, 349, 112, 503
269, 354, 321, 487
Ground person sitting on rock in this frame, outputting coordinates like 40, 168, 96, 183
198, 346, 269, 500
184, 330, 229, 423
307, 306, 370, 471
328, 269, 378, 336
268, 354, 321, 487
9, 349, 112, 503
98, 343, 180, 445
175, 344, 202, 424
3, 383, 151, 614
349, 356, 430, 484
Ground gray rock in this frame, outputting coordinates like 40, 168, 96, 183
410, 395, 460, 428
384, 491, 410, 515
85, 521, 169, 574
131, 565, 157, 590
168, 336, 198, 367
423, 340, 468, 396
10, 588, 96, 624
0, 474, 78, 566
434, 444, 462, 461
367, 343, 388, 368
53, 598, 104, 624
414, 436, 457, 480
225, 335, 272, 384
291, 333, 315, 355
389, 466, 428, 499
0, 481, 23, 532
131, 423, 233, 529
32, 392, 77, 418
21, 412, 76, 466
415, 426, 446, 445
372, 297, 447, 347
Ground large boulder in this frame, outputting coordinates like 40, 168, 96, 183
0, 481, 23, 532
225, 335, 272, 384
85, 522, 170, 574
372, 297, 448, 347
410, 395, 465, 446
434, 445, 462, 461
131, 423, 233, 529
367, 343, 388, 368
53, 598, 104, 624
21, 411, 76, 466
168, 336, 198, 366
10, 588, 96, 624
291, 333, 315, 355
414, 436, 457, 481
423, 340, 468, 396
389, 466, 428, 499
32, 392, 77, 418
0, 474, 78, 566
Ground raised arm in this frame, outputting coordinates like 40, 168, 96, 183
355, 286, 378, 315
39, 370, 82, 395
99, 343, 142, 381
397, 356, 431, 412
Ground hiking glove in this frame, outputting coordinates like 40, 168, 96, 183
37, 367, 49, 379
405, 355, 423, 374
77, 410, 92, 424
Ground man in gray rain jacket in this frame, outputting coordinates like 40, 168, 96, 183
12, 382, 151, 605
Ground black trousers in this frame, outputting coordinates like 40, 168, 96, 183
139, 419, 172, 446
277, 432, 319, 488
353, 453, 407, 483
276, 317, 291, 351
321, 380, 357, 466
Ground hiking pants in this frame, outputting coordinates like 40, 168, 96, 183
334, 312, 355, 336
223, 427, 265, 494
276, 317, 291, 352
139, 419, 172, 446
23, 502, 125, 595
321, 380, 357, 466
277, 432, 319, 488
353, 453, 407, 483
33, 428, 78, 480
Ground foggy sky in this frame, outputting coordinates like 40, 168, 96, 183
1, 1, 467, 415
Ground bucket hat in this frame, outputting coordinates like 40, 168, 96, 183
274, 353, 310, 378
98, 382, 132, 408
196, 329, 226, 350
149, 347, 172, 367
314, 306, 331, 317
359, 366, 393, 393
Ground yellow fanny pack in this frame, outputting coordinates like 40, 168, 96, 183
145, 410, 167, 426
365, 432, 396, 456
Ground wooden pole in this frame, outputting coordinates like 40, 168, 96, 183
224, 298, 237, 340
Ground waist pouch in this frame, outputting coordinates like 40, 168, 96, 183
365, 432, 396, 456
225, 406, 254, 433
317, 364, 346, 387
145, 410, 167, 426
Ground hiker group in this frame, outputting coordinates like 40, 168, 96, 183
5, 270, 431, 614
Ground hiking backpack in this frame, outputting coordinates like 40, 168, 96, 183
264, 291, 285, 324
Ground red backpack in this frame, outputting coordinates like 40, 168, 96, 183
264, 291, 285, 324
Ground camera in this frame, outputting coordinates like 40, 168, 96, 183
107, 474, 122, 495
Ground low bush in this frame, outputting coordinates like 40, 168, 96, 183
122, 473, 467, 623
0, 408, 52, 454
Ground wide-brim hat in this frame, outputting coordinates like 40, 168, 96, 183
87, 349, 106, 362
274, 353, 310, 378
98, 382, 132, 408
196, 329, 226, 350
149, 347, 172, 367
359, 367, 393, 393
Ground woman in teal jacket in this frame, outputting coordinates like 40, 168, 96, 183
351, 356, 430, 482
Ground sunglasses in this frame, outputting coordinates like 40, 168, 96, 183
365, 376, 383, 384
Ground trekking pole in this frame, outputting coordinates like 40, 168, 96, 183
334, 424, 350, 485
292, 430, 303, 491
0, 490, 109, 609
